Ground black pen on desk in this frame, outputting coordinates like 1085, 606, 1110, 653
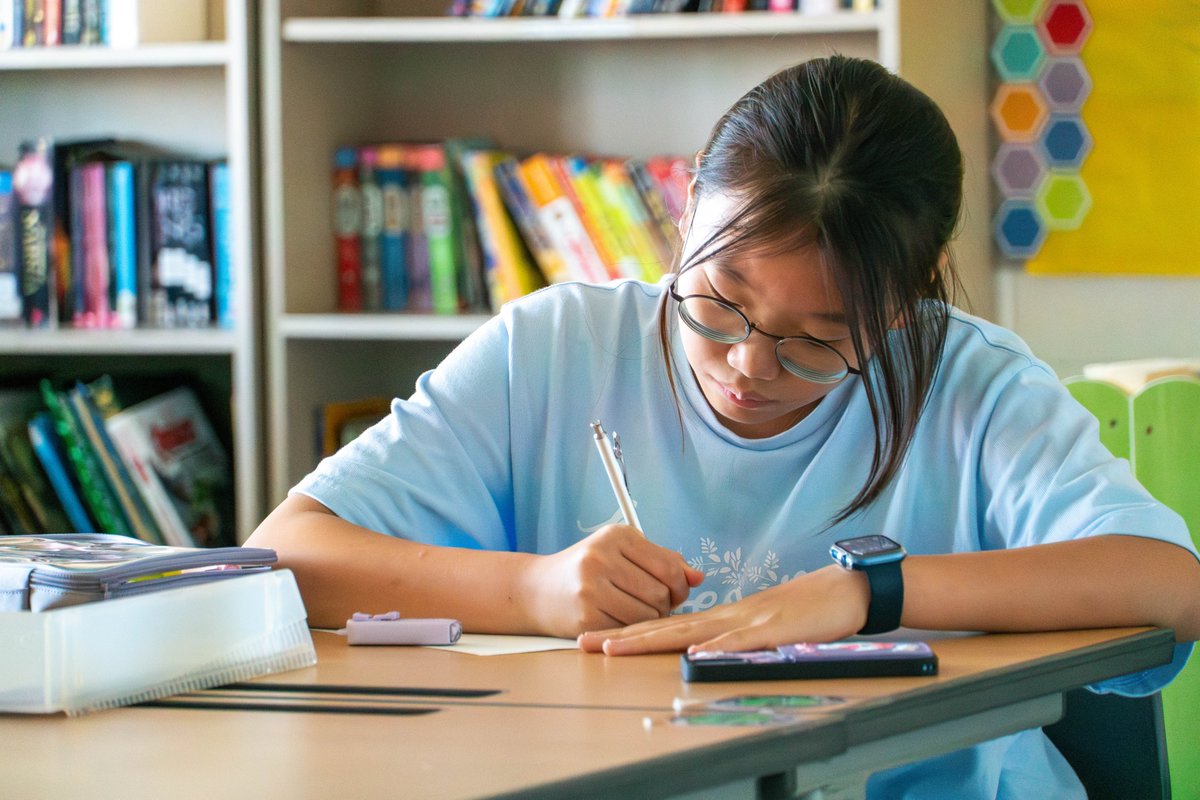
591, 420, 643, 533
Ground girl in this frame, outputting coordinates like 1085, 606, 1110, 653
247, 55, 1199, 797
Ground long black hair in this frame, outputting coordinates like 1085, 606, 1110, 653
660, 54, 964, 522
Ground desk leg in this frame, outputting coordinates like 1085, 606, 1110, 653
762, 694, 1064, 800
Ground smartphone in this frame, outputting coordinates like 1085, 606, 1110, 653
681, 641, 938, 683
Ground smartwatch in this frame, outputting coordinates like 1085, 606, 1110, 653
830, 535, 906, 635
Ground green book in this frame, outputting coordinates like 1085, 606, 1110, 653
413, 144, 459, 315
39, 379, 132, 537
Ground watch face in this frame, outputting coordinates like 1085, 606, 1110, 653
836, 535, 902, 557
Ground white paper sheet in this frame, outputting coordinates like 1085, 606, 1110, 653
431, 634, 580, 656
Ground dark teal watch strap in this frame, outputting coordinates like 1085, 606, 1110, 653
859, 559, 904, 635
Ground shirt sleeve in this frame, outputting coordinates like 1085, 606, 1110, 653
976, 364, 1197, 696
291, 313, 518, 552
977, 364, 1193, 553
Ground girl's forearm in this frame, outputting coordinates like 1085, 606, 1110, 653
902, 535, 1200, 641
246, 497, 538, 632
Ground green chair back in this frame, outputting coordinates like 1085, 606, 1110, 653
1067, 376, 1200, 797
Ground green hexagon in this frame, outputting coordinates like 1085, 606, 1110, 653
992, 0, 1047, 23
1035, 171, 1091, 230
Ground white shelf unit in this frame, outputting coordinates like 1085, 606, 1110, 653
0, 0, 264, 543
261, 0, 991, 503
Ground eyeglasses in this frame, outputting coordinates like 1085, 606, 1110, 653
668, 275, 860, 385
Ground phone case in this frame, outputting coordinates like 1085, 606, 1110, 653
681, 641, 938, 682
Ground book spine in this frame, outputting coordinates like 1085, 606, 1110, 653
38, 379, 131, 536
104, 414, 195, 547
27, 410, 96, 532
375, 145, 410, 311
332, 147, 363, 312
42, 0, 57, 45
80, 0, 98, 43
69, 381, 165, 545
644, 155, 690, 223
134, 157, 155, 327
415, 145, 460, 315
463, 151, 546, 308
443, 138, 491, 314
550, 155, 621, 279
67, 164, 87, 326
0, 169, 21, 324
405, 151, 432, 312
80, 160, 111, 328
626, 158, 680, 259
519, 153, 610, 284
209, 161, 234, 328
108, 160, 137, 329
492, 156, 566, 285
563, 156, 636, 279
357, 146, 384, 312
22, 0, 44, 46
0, 418, 71, 534
152, 161, 214, 327
13, 138, 56, 328
600, 160, 669, 281
59, 0, 81, 43
0, 455, 40, 534
460, 150, 507, 309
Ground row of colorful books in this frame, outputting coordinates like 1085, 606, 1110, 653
448, 0, 876, 15
0, 137, 234, 330
332, 139, 690, 315
0, 0, 209, 50
0, 377, 233, 548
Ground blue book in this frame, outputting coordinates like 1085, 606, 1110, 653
375, 146, 410, 311
27, 411, 96, 533
0, 169, 21, 325
107, 161, 137, 329
209, 161, 234, 329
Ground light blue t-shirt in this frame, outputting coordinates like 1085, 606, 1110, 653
295, 278, 1195, 799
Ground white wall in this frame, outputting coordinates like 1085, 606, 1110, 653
996, 269, 1200, 379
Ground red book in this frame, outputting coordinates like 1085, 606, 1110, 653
79, 161, 111, 329
332, 147, 363, 312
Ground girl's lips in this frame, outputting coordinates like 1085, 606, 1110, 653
718, 382, 770, 409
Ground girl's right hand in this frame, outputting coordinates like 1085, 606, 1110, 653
519, 525, 705, 639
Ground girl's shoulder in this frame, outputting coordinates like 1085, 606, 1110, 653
500, 278, 667, 333
930, 306, 1066, 410
941, 306, 1052, 378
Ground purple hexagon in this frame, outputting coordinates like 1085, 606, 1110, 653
1038, 57, 1092, 112
992, 142, 1047, 198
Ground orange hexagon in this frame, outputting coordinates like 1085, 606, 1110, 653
990, 84, 1050, 142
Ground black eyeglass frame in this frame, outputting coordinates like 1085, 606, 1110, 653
668, 275, 862, 384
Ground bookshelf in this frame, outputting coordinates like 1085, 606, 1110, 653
0, 0, 263, 543
260, 0, 990, 503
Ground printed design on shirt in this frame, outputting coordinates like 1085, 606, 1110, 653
678, 537, 801, 613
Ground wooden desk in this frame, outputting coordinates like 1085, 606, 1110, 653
0, 627, 1174, 800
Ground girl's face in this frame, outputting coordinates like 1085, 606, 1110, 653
676, 193, 858, 439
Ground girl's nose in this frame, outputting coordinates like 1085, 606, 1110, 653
726, 332, 781, 381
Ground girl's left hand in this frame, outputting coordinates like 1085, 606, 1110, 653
577, 564, 871, 655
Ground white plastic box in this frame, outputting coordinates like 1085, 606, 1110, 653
0, 569, 315, 715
